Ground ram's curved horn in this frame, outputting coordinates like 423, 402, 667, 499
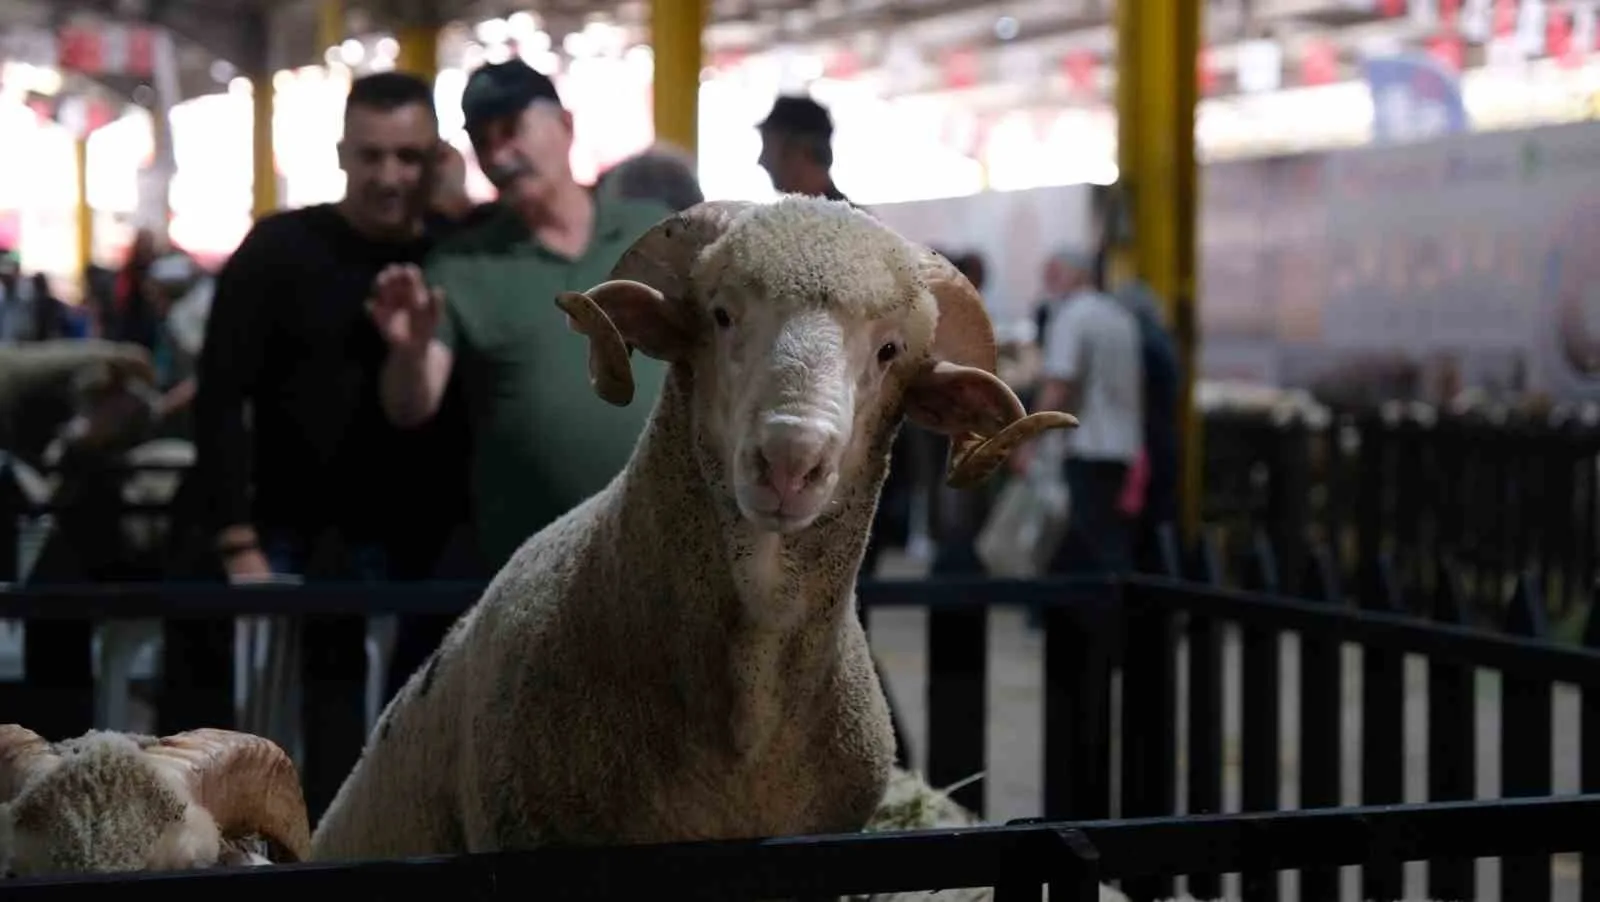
144, 729, 311, 863
560, 201, 756, 404
0, 725, 59, 802
608, 200, 755, 303
912, 248, 1077, 487
916, 248, 999, 375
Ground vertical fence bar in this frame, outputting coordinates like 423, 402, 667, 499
1582, 586, 1600, 902
1297, 543, 1344, 902
157, 617, 236, 734
1359, 554, 1405, 901
301, 615, 373, 822
1043, 581, 1115, 820
1501, 573, 1553, 902
1184, 533, 1224, 901
9, 615, 95, 741
1117, 582, 1176, 902
927, 590, 989, 815
1426, 559, 1476, 901
1239, 557, 1281, 902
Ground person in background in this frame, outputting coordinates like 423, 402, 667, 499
757, 94, 852, 204
596, 141, 705, 213
1020, 248, 1144, 577
111, 228, 165, 351
142, 252, 212, 432
1114, 279, 1181, 569
372, 58, 672, 574
193, 72, 473, 800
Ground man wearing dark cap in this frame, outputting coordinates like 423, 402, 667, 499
370, 59, 673, 572
757, 95, 853, 204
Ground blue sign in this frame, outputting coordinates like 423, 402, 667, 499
1362, 53, 1469, 144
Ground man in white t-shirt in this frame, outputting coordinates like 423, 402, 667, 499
1030, 248, 1144, 575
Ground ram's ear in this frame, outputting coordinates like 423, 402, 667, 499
905, 361, 1078, 488
555, 279, 694, 407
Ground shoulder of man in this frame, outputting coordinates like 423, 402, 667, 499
427, 203, 526, 260
601, 196, 675, 243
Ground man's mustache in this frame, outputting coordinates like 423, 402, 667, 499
485, 153, 536, 188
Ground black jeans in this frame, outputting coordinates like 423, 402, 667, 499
1049, 458, 1133, 577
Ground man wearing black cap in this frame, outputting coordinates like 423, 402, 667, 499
370, 60, 673, 572
757, 95, 854, 204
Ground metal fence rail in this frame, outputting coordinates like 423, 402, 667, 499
5, 574, 1600, 900
4, 795, 1598, 901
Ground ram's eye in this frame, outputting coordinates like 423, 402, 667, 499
877, 342, 900, 365
712, 307, 732, 329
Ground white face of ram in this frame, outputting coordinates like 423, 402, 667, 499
688, 219, 937, 535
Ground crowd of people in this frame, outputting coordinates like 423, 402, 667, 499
1, 63, 1183, 753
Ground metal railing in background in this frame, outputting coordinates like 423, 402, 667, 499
1204, 403, 1600, 625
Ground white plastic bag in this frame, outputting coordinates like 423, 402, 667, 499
975, 439, 1070, 578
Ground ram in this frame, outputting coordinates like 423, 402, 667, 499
311, 196, 1074, 860
0, 725, 310, 877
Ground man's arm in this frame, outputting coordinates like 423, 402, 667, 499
1038, 305, 1084, 413
192, 224, 275, 560
376, 263, 456, 428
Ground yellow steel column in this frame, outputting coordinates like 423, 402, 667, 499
651, 0, 705, 154
74, 137, 92, 281
251, 73, 277, 218
1114, 0, 1203, 543
396, 24, 439, 79
319, 0, 345, 58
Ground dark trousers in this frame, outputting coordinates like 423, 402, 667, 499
1049, 458, 1133, 577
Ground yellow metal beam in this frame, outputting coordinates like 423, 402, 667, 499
319, 0, 345, 60
1114, 0, 1203, 544
251, 74, 277, 218
74, 137, 92, 283
396, 24, 439, 80
651, 0, 705, 154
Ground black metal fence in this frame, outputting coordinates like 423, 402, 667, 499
1204, 404, 1600, 625
6, 795, 1600, 900
4, 568, 1600, 900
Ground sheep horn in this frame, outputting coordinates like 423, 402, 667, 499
915, 249, 1061, 487
143, 729, 311, 863
945, 411, 1080, 490
607, 200, 755, 304
0, 725, 59, 802
916, 248, 999, 375
557, 288, 636, 406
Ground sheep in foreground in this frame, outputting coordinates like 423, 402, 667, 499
0, 725, 311, 877
311, 196, 1075, 860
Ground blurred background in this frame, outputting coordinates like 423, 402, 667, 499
0, 0, 1593, 390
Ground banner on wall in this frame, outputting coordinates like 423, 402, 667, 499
1199, 119, 1600, 402
1362, 52, 1470, 143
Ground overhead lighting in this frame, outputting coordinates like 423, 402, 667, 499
339, 38, 365, 67
994, 16, 1019, 41
476, 17, 510, 45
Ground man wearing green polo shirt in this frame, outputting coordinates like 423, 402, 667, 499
370, 60, 671, 571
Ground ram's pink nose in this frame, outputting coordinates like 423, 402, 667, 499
757, 430, 834, 506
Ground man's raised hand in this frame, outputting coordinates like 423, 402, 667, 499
368, 264, 442, 355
